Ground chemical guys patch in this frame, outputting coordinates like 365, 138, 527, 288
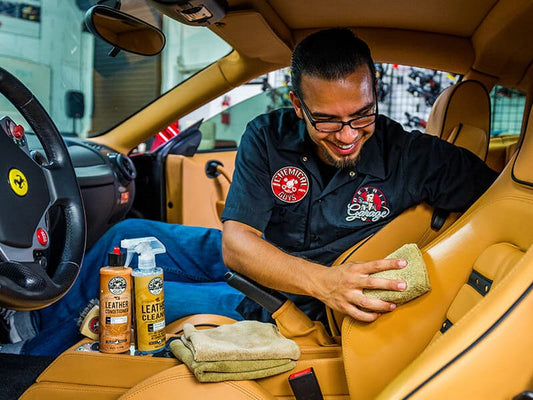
271, 166, 309, 203
346, 186, 390, 222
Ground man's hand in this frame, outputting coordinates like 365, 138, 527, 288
313, 259, 407, 322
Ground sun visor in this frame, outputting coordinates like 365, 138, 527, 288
210, 11, 292, 65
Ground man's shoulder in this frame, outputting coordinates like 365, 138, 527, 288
247, 108, 300, 137
375, 114, 420, 147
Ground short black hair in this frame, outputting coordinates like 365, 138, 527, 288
291, 28, 376, 99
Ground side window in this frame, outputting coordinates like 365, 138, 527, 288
133, 68, 291, 154
180, 64, 457, 152
490, 86, 526, 136
180, 68, 292, 150
485, 85, 526, 171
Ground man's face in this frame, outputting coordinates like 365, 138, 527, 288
290, 65, 376, 169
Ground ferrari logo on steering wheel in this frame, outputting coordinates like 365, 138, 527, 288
8, 168, 28, 196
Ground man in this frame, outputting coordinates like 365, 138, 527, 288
1, 28, 496, 356
220, 27, 497, 324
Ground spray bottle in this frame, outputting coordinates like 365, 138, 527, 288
99, 247, 132, 354
121, 236, 167, 354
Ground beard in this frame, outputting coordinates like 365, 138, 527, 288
318, 145, 361, 169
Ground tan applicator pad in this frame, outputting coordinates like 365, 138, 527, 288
364, 243, 431, 304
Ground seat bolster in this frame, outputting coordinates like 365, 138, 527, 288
513, 106, 533, 185
376, 246, 533, 400
341, 277, 448, 400
425, 85, 453, 137
119, 364, 276, 400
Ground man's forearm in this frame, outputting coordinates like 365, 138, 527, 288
221, 220, 326, 298
222, 220, 406, 322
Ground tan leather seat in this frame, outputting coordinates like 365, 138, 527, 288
341, 104, 533, 399
425, 79, 491, 161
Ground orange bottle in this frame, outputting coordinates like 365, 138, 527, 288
99, 247, 132, 353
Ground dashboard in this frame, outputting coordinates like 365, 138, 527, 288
26, 133, 136, 249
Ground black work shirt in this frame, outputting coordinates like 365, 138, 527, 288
222, 108, 497, 322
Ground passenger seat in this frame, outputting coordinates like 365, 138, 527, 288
425, 79, 491, 161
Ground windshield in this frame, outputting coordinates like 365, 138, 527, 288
0, 0, 231, 138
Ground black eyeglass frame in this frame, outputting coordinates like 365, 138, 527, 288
297, 94, 379, 133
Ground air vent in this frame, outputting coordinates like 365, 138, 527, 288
87, 142, 105, 151
108, 153, 137, 183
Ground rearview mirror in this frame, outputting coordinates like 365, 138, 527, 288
84, 5, 165, 56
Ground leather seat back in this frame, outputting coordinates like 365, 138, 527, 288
341, 104, 533, 399
425, 79, 491, 160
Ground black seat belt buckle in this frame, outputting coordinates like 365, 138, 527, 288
288, 367, 324, 400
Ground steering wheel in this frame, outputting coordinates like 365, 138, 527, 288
0, 67, 86, 310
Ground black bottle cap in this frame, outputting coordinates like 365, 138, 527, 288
108, 246, 125, 266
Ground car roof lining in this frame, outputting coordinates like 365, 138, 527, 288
209, 0, 533, 87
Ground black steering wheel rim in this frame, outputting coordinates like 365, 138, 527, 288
0, 67, 86, 310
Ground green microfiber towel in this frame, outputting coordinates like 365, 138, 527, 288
181, 320, 301, 362
363, 243, 431, 304
170, 338, 296, 382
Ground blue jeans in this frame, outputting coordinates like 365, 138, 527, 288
23, 219, 246, 356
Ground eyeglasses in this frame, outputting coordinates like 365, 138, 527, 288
298, 96, 378, 133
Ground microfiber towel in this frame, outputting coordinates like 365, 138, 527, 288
180, 320, 301, 362
363, 243, 431, 304
170, 339, 296, 382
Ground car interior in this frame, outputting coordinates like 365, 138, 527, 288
1, 0, 533, 399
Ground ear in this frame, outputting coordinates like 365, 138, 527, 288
289, 90, 304, 119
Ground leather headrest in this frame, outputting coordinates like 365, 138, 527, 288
426, 80, 490, 142
512, 105, 533, 186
